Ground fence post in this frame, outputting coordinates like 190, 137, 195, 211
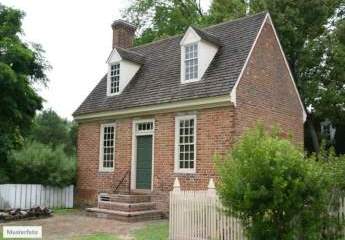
208, 178, 216, 196
173, 177, 180, 192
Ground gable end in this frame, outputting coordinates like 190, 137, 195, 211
230, 13, 307, 122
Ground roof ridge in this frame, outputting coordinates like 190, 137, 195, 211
129, 11, 268, 51
203, 11, 268, 30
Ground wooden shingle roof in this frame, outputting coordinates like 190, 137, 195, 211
73, 12, 267, 116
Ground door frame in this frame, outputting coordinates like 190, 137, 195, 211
131, 119, 155, 192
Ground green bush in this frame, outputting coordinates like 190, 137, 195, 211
9, 141, 76, 187
216, 126, 333, 240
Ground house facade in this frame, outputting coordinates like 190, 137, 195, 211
73, 12, 306, 215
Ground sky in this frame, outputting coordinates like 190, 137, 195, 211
2, 0, 211, 120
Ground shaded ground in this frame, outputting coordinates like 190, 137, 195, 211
0, 209, 168, 240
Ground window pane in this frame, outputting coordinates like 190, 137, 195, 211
177, 117, 196, 170
102, 125, 115, 169
110, 64, 120, 94
184, 44, 198, 81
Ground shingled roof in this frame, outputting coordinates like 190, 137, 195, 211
73, 12, 267, 116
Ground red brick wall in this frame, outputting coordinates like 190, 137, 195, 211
76, 106, 234, 210
76, 119, 132, 206
235, 22, 304, 146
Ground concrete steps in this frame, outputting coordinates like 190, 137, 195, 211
86, 193, 163, 222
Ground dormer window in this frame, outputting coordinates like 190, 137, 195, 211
180, 26, 220, 84
185, 44, 198, 81
110, 63, 120, 94
106, 48, 144, 97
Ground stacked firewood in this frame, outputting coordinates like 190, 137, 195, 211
0, 207, 52, 222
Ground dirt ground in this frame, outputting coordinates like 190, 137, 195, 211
0, 209, 168, 240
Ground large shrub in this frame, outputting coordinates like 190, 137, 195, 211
216, 126, 333, 239
9, 141, 76, 187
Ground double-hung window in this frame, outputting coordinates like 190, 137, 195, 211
175, 115, 196, 173
110, 63, 120, 94
99, 123, 116, 171
184, 44, 198, 81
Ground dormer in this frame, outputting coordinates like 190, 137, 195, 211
106, 19, 144, 96
180, 26, 221, 84
106, 47, 144, 96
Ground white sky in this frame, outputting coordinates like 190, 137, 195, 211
2, 0, 212, 120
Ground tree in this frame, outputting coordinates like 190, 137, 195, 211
123, 0, 208, 46
0, 4, 49, 182
28, 109, 77, 156
216, 126, 336, 239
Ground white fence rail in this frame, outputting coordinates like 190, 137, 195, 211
0, 184, 74, 209
169, 178, 245, 240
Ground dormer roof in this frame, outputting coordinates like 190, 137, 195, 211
107, 47, 145, 65
189, 26, 222, 46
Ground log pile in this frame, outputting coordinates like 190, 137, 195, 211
0, 207, 52, 222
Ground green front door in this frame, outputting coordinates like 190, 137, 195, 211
136, 135, 152, 190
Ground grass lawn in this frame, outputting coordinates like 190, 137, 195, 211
72, 233, 121, 240
132, 222, 169, 240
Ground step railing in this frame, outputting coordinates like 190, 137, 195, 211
113, 170, 131, 194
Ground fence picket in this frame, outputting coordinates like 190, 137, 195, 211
0, 184, 73, 209
169, 187, 245, 240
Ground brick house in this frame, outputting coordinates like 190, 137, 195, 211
73, 12, 306, 220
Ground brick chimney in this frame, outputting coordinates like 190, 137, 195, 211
111, 20, 136, 49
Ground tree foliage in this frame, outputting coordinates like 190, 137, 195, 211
216, 126, 343, 239
0, 3, 49, 182
123, 0, 208, 46
29, 109, 77, 156
8, 141, 76, 187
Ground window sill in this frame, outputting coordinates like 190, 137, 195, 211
98, 169, 114, 173
181, 78, 200, 84
174, 170, 196, 175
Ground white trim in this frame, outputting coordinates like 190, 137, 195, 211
229, 12, 307, 122
131, 119, 155, 191
99, 123, 116, 172
174, 114, 197, 174
74, 95, 231, 121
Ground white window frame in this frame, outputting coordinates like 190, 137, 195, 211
174, 114, 197, 174
99, 123, 116, 172
107, 62, 120, 96
181, 43, 199, 84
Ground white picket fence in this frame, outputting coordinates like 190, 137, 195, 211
0, 184, 74, 209
169, 178, 245, 240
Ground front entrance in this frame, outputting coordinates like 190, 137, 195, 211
132, 119, 155, 191
135, 135, 152, 190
